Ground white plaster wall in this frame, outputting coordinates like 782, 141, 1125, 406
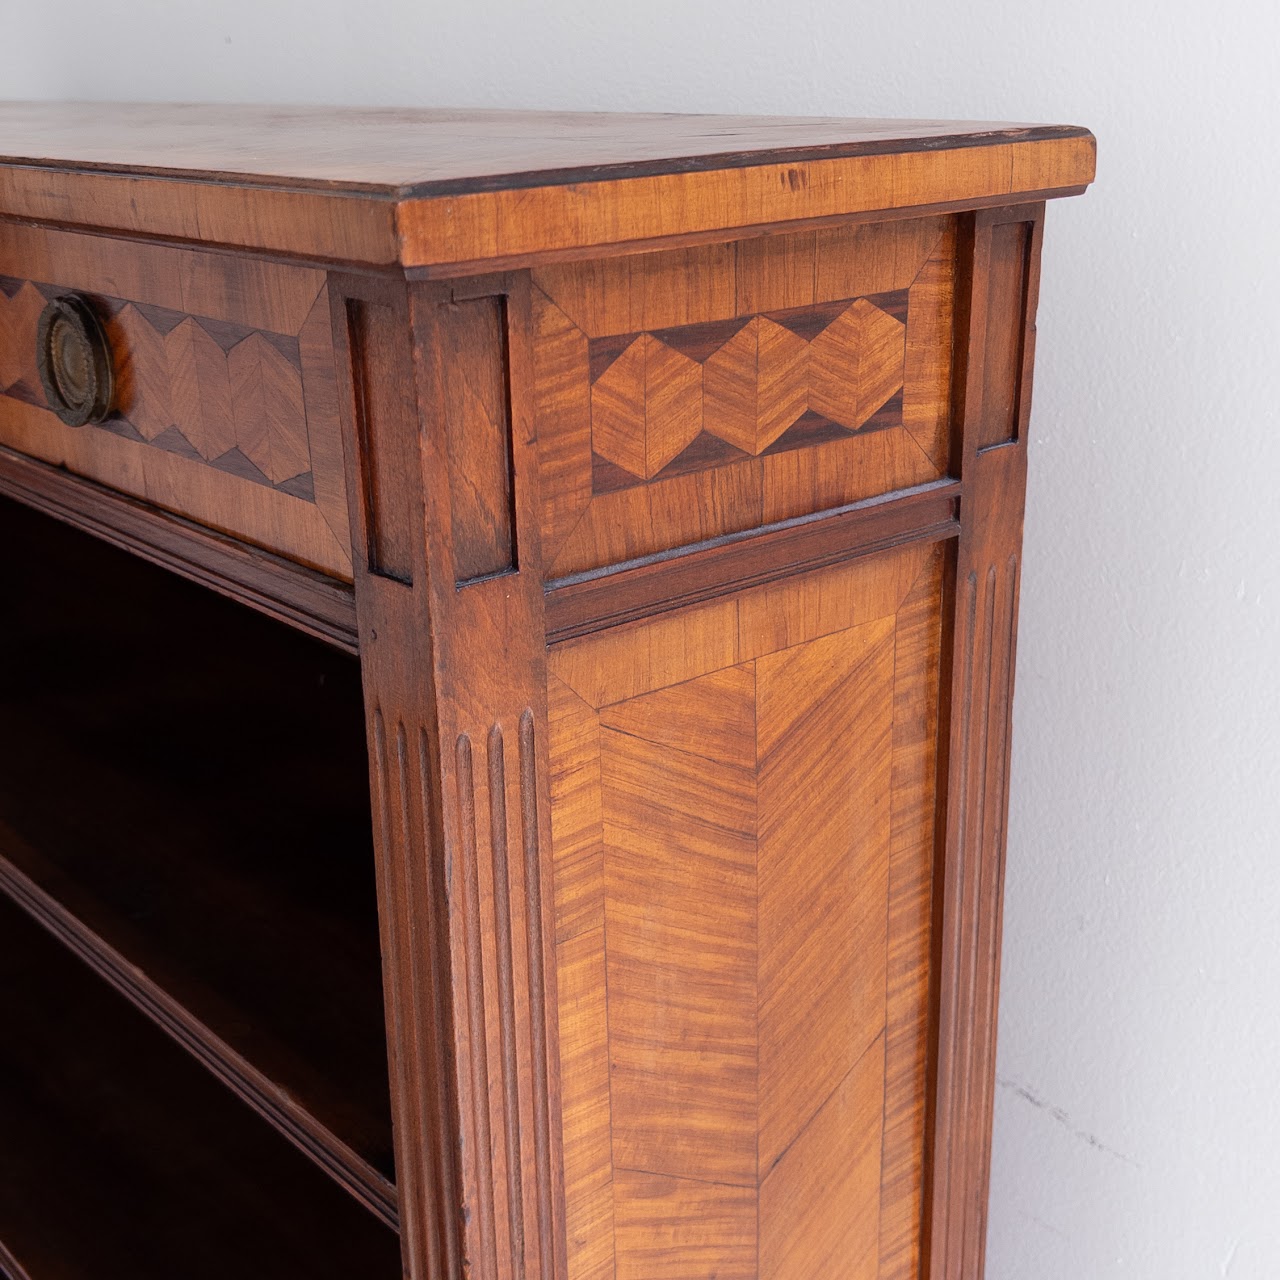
5, 2, 1278, 1274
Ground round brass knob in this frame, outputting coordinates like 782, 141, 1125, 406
35, 294, 115, 428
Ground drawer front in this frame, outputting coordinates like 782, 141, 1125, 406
532, 215, 956, 579
0, 225, 353, 580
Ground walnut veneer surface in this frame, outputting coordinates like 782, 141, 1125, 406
0, 104, 1094, 1280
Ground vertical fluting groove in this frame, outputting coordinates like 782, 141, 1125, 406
395, 723, 444, 1278
957, 564, 999, 1277
487, 723, 528, 1278
975, 556, 1020, 1279
942, 570, 978, 1277
372, 710, 420, 1276
751, 660, 761, 1280
402, 721, 468, 1279
419, 728, 464, 1280
519, 708, 557, 1280
457, 733, 499, 1280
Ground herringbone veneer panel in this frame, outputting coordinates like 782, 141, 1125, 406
549, 542, 946, 1279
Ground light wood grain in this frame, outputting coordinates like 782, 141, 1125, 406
0, 399, 351, 578
599, 664, 756, 768
759, 1036, 886, 1280
703, 317, 808, 455
901, 231, 957, 470
549, 539, 929, 709
603, 717, 758, 1187
880, 548, 945, 1279
0, 223, 326, 333
547, 676, 607, 946
397, 136, 1095, 271
613, 1171, 756, 1280
756, 621, 893, 1172
297, 285, 354, 555
531, 288, 594, 566
556, 926, 616, 1280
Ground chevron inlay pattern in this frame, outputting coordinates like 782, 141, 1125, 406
548, 541, 945, 1280
0, 275, 314, 500
587, 290, 908, 495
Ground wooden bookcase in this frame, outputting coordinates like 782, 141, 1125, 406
0, 106, 1094, 1280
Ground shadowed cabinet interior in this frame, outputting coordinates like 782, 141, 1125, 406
0, 105, 1093, 1280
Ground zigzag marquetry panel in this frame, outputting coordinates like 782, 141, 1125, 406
548, 540, 946, 1279
532, 216, 956, 577
0, 226, 352, 578
587, 289, 908, 494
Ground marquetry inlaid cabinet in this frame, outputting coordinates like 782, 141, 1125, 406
0, 105, 1094, 1280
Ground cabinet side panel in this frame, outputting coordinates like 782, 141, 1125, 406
548, 539, 946, 1279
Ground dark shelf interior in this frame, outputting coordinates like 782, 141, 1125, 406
0, 898, 403, 1280
0, 495, 397, 1222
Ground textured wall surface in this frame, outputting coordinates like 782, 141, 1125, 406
6, 2, 1278, 1274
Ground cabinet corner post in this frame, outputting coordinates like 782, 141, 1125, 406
331, 269, 566, 1280
929, 202, 1046, 1280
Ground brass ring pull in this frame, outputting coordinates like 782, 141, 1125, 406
36, 294, 115, 428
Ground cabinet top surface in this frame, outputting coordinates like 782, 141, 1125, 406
0, 102, 1092, 194
0, 103, 1095, 269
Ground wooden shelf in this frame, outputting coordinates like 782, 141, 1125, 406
0, 498, 396, 1225
0, 898, 402, 1280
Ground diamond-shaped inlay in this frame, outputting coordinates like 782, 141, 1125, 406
588, 290, 908, 494
115, 303, 173, 441
592, 332, 702, 481
228, 332, 310, 484
167, 317, 236, 460
704, 316, 809, 457
809, 298, 907, 431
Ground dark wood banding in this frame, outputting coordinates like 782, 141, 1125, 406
545, 480, 961, 643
